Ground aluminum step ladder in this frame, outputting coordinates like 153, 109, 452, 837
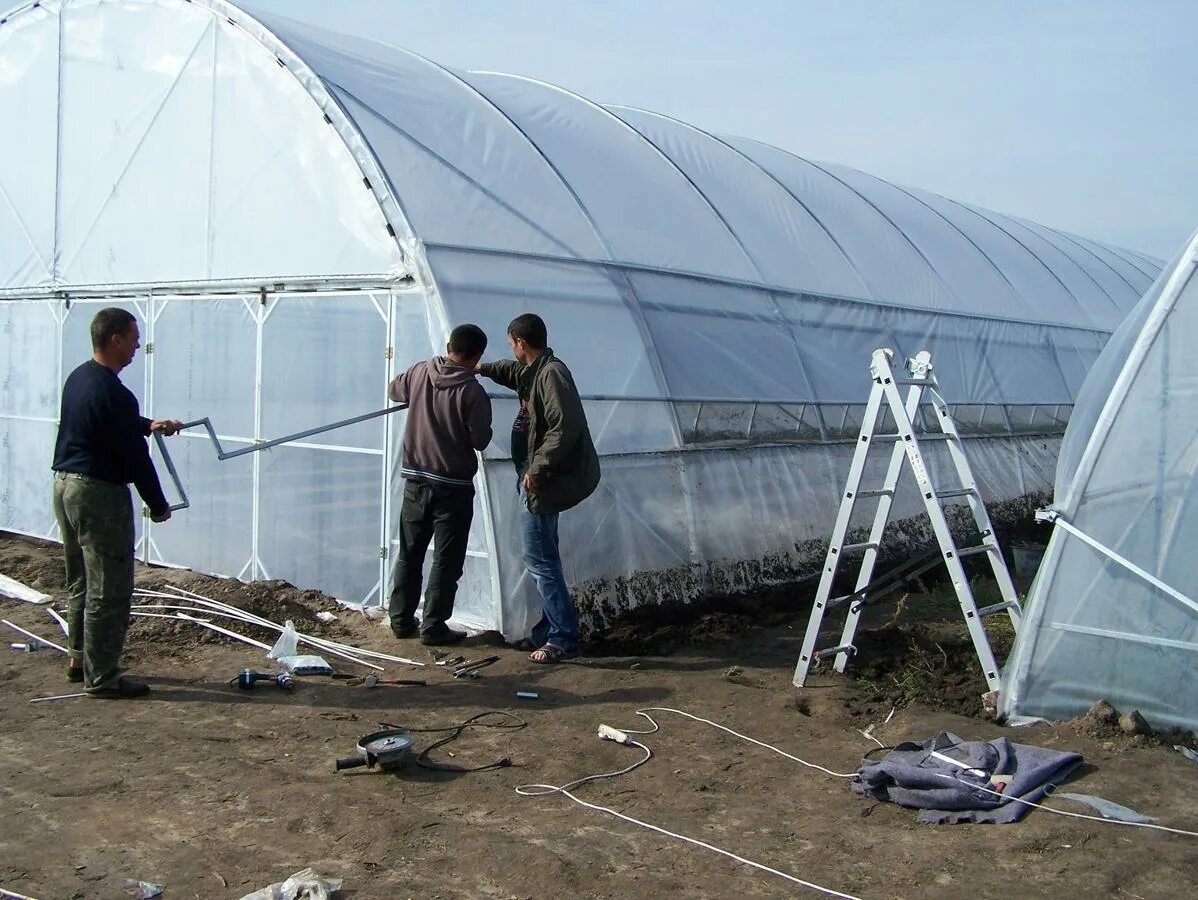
792, 348, 1023, 692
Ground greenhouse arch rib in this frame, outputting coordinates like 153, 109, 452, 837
968, 206, 1124, 317
416, 65, 682, 432
1036, 221, 1141, 296
606, 104, 869, 296
0, 0, 421, 292
843, 165, 1023, 304
599, 103, 826, 419
159, 0, 419, 283
920, 189, 1093, 323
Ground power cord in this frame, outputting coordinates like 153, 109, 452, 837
380, 711, 526, 773
932, 773, 1198, 838
516, 707, 863, 899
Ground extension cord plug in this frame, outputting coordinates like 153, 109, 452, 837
597, 724, 631, 745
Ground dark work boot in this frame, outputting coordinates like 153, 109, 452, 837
85, 676, 150, 699
390, 617, 419, 639
420, 625, 467, 646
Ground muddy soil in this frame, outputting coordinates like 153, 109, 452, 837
2, 533, 1196, 899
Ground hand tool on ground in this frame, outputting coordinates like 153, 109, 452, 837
234, 668, 295, 691
434, 655, 466, 668
347, 674, 427, 688
334, 728, 415, 772
452, 655, 500, 678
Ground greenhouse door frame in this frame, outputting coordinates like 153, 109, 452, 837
5, 276, 416, 608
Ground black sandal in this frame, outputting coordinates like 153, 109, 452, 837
529, 643, 576, 664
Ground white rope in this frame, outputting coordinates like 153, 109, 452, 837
624, 707, 859, 779
516, 707, 863, 899
522, 783, 863, 900
933, 773, 1198, 838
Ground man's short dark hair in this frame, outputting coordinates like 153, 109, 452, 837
90, 308, 137, 351
448, 323, 488, 360
507, 313, 547, 350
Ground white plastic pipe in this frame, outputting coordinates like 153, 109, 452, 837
1, 619, 69, 654
131, 609, 386, 671
46, 607, 70, 637
149, 585, 423, 667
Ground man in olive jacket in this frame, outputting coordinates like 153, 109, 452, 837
477, 313, 600, 662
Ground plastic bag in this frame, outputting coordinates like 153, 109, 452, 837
276, 654, 334, 676
267, 620, 298, 660
237, 867, 342, 900
123, 880, 165, 898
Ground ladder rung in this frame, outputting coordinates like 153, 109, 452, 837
957, 544, 997, 558
814, 644, 856, 660
841, 541, 880, 553
935, 488, 977, 499
854, 488, 895, 499
977, 600, 1020, 617
892, 378, 934, 386
871, 432, 955, 442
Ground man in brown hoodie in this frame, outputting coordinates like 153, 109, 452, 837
388, 324, 492, 645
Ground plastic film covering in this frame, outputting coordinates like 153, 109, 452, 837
429, 244, 1103, 411
0, 299, 62, 538
0, 0, 1170, 635
0, 0, 404, 290
484, 435, 1058, 639
1002, 230, 1198, 731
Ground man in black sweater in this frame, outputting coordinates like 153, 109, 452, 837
51, 308, 183, 698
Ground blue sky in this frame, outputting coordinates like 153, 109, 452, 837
247, 0, 1195, 259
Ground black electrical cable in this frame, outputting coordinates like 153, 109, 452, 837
379, 711, 526, 773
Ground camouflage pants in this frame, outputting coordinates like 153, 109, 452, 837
52, 472, 135, 692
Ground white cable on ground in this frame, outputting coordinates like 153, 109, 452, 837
516, 708, 864, 899
932, 773, 1198, 839
624, 707, 859, 779
1, 619, 68, 654
522, 781, 863, 899
516, 740, 653, 798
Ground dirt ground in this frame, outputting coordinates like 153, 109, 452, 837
2, 533, 1196, 900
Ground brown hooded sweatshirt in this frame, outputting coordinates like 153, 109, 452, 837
389, 357, 492, 489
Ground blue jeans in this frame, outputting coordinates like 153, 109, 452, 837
519, 486, 579, 652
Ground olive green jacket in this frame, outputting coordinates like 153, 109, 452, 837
480, 349, 601, 515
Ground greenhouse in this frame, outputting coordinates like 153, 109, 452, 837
0, 0, 1161, 639
1001, 229, 1198, 731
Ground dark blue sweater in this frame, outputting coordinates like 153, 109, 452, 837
52, 360, 168, 515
